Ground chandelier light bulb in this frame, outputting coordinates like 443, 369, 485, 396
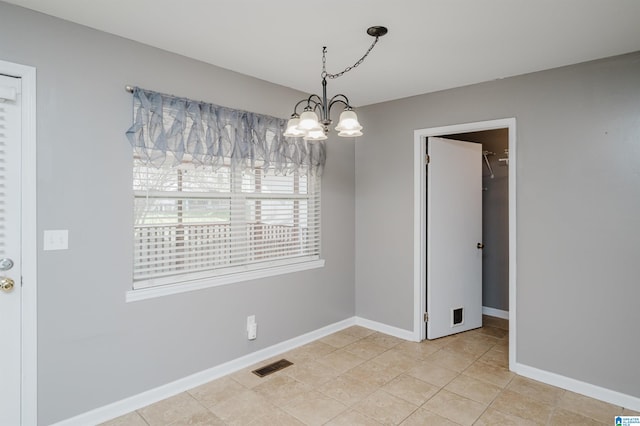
335, 109, 362, 132
338, 129, 364, 138
304, 128, 328, 141
298, 110, 321, 131
284, 116, 306, 137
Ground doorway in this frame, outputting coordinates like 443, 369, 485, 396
0, 60, 38, 426
413, 118, 516, 368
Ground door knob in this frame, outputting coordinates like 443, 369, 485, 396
0, 258, 13, 271
477, 243, 485, 249
1, 277, 15, 292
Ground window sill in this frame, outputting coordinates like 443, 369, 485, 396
126, 258, 325, 302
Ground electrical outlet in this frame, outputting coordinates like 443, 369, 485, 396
247, 315, 257, 340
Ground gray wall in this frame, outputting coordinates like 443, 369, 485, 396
0, 3, 355, 424
356, 52, 640, 397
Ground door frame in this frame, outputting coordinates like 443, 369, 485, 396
413, 118, 516, 369
0, 59, 38, 425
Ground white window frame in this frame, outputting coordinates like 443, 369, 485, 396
127, 159, 324, 303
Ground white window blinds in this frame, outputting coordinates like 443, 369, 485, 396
133, 154, 321, 288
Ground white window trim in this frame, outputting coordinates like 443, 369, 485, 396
127, 257, 324, 302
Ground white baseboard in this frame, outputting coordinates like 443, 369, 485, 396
482, 306, 509, 319
355, 316, 417, 342
51, 317, 356, 426
513, 362, 640, 412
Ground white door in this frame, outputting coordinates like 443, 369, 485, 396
427, 137, 483, 339
0, 74, 22, 425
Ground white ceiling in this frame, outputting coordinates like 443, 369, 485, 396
6, 0, 640, 106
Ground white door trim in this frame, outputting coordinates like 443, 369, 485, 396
413, 118, 516, 369
0, 59, 38, 426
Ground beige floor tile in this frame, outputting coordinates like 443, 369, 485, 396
139, 392, 211, 426
489, 389, 553, 425
474, 407, 538, 425
557, 391, 622, 423
441, 336, 495, 358
422, 389, 487, 426
492, 339, 509, 353
317, 348, 367, 373
371, 347, 420, 371
549, 408, 607, 425
344, 339, 389, 360
624, 408, 640, 416
476, 326, 508, 339
395, 340, 441, 359
425, 349, 477, 372
284, 359, 340, 386
188, 376, 247, 408
476, 347, 509, 369
399, 407, 462, 425
100, 411, 149, 426
363, 332, 404, 349
506, 375, 565, 405
168, 410, 226, 425
482, 315, 509, 330
353, 389, 418, 425
428, 333, 462, 346
246, 407, 305, 425
407, 359, 458, 387
284, 340, 337, 364
253, 374, 312, 407
318, 375, 379, 407
463, 361, 514, 388
381, 374, 439, 406
445, 374, 502, 404
459, 330, 500, 345
325, 409, 384, 425
230, 366, 276, 389
345, 359, 405, 387
341, 325, 377, 339
320, 330, 362, 348
209, 389, 275, 426
282, 390, 348, 425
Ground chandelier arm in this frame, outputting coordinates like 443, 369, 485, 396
292, 96, 323, 115
328, 96, 351, 111
292, 99, 310, 115
307, 94, 323, 106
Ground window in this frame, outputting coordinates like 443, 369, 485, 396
125, 87, 326, 295
133, 155, 321, 289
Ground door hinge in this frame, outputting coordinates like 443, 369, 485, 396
425, 154, 430, 165
424, 312, 429, 322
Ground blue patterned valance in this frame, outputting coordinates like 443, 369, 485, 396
126, 87, 326, 175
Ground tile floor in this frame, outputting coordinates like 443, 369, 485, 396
103, 317, 638, 425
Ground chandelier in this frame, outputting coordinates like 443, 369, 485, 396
284, 26, 388, 141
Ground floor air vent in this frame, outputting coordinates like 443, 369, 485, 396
252, 359, 293, 377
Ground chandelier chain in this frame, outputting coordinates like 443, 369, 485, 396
321, 36, 381, 80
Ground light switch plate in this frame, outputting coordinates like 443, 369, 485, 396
44, 230, 69, 251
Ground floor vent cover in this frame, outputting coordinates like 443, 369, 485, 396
252, 359, 293, 377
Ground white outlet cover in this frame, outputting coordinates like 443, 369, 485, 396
44, 229, 69, 251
